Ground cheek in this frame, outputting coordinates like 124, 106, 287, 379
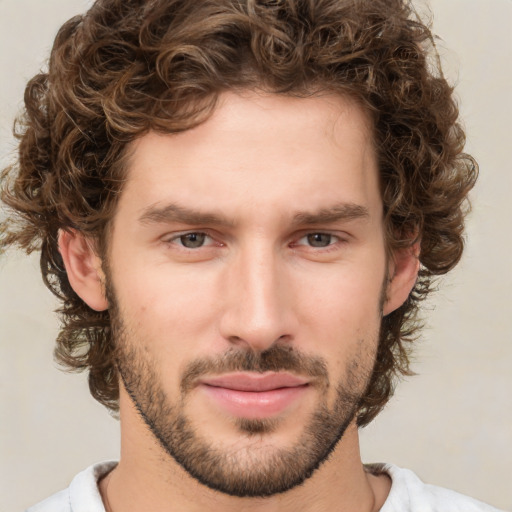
295, 263, 385, 327
112, 260, 223, 356
291, 260, 385, 374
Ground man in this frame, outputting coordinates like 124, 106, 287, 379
0, 0, 504, 510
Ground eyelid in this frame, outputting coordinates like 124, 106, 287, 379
159, 229, 350, 250
293, 231, 348, 244
162, 230, 218, 247
288, 232, 353, 258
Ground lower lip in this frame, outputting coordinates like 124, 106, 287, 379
200, 384, 309, 419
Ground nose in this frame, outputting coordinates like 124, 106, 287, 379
218, 242, 295, 352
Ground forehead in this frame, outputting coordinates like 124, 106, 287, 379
118, 91, 379, 225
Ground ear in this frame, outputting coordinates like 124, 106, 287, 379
382, 242, 420, 316
58, 229, 109, 311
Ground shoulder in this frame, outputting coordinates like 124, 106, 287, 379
26, 461, 117, 512
367, 463, 505, 512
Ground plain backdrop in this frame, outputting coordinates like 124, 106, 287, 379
0, 0, 511, 510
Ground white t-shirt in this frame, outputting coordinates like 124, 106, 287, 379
26, 461, 504, 512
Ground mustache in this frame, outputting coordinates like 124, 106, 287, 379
180, 344, 328, 395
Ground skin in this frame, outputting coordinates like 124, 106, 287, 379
59, 91, 419, 512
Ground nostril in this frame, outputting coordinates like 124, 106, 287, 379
227, 335, 244, 345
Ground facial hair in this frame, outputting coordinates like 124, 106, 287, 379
105, 259, 380, 498
113, 328, 377, 497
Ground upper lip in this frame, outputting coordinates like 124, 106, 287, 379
200, 372, 309, 392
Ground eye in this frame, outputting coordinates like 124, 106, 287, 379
306, 233, 333, 247
180, 233, 207, 248
166, 232, 213, 249
297, 233, 338, 248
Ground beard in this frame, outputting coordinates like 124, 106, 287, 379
109, 291, 378, 498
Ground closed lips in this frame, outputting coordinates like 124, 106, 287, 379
200, 372, 310, 392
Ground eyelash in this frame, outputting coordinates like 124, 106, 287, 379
162, 231, 218, 249
294, 233, 343, 250
162, 231, 346, 251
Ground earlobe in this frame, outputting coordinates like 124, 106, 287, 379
383, 242, 420, 316
58, 229, 109, 312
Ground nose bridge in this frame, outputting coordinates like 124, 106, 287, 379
220, 238, 291, 350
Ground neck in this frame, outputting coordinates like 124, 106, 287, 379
100, 392, 390, 512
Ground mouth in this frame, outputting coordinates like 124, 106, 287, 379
198, 372, 311, 419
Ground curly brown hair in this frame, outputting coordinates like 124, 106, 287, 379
0, 0, 477, 426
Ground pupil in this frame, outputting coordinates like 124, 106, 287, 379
307, 233, 331, 247
181, 233, 205, 248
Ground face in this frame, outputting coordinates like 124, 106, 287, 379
106, 92, 389, 496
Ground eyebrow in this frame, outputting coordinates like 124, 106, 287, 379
291, 203, 370, 226
139, 203, 236, 228
138, 202, 370, 228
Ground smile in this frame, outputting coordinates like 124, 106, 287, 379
199, 372, 310, 419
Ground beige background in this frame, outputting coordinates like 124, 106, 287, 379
0, 0, 511, 510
